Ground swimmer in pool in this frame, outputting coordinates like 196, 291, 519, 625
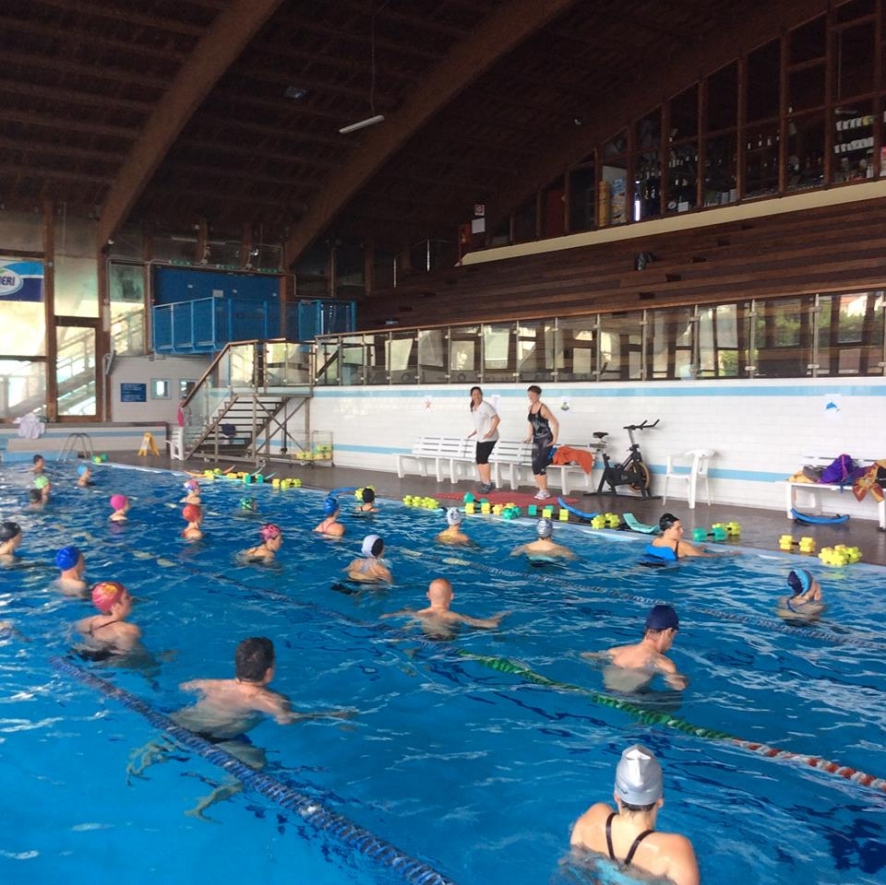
382, 577, 509, 639
0, 522, 23, 561
777, 568, 825, 622
583, 604, 688, 692
356, 487, 379, 513
346, 534, 392, 584
74, 581, 142, 660
436, 508, 472, 546
181, 479, 201, 505
510, 518, 577, 561
314, 496, 345, 538
570, 744, 699, 885
181, 503, 204, 541
237, 496, 258, 517
34, 474, 51, 504
77, 463, 94, 487
127, 637, 352, 819
28, 488, 45, 509
649, 512, 725, 558
109, 493, 130, 522
56, 545, 87, 596
241, 523, 283, 563
31, 454, 45, 475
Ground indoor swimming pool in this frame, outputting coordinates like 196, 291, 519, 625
1, 463, 884, 884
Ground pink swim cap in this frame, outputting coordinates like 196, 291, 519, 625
259, 523, 281, 541
91, 581, 126, 613
183, 479, 199, 492
110, 494, 128, 511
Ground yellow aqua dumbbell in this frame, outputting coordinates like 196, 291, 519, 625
559, 508, 569, 521
492, 504, 503, 516
542, 507, 553, 519
481, 502, 491, 514
465, 502, 476, 515
726, 522, 741, 537
591, 515, 606, 529
778, 535, 796, 551
798, 537, 816, 554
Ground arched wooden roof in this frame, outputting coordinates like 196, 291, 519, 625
0, 0, 825, 261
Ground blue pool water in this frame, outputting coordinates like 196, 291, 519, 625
1, 464, 885, 884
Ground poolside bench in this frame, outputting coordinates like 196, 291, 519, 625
489, 441, 595, 494
397, 436, 475, 483
783, 454, 886, 530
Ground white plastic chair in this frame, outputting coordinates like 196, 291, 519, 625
662, 449, 715, 509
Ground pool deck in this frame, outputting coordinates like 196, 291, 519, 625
106, 452, 886, 568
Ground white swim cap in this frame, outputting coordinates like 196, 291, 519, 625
537, 518, 553, 539
446, 508, 463, 526
614, 744, 663, 806
361, 534, 383, 557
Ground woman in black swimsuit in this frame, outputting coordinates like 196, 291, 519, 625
570, 744, 700, 885
524, 385, 559, 500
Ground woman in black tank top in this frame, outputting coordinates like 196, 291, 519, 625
524, 385, 558, 500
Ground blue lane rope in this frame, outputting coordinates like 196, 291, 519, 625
51, 657, 457, 885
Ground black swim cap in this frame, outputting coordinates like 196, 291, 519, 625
0, 522, 22, 542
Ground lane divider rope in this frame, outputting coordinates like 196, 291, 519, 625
51, 656, 457, 885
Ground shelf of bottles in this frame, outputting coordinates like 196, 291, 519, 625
633, 153, 661, 222
743, 125, 779, 199
786, 111, 825, 192
703, 133, 737, 207
665, 142, 698, 214
833, 104, 877, 182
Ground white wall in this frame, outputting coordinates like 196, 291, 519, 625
298, 377, 886, 521
110, 354, 210, 424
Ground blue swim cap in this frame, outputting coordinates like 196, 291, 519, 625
787, 568, 812, 595
55, 545, 82, 570
322, 497, 338, 516
77, 464, 90, 477
645, 604, 679, 631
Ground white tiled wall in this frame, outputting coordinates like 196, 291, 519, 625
301, 378, 886, 520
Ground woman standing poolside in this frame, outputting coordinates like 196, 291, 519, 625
525, 385, 558, 500
467, 386, 500, 494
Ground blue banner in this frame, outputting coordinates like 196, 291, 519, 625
0, 260, 44, 302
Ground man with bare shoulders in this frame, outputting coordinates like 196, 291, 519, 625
583, 604, 687, 692
382, 578, 508, 639
571, 744, 699, 885
510, 518, 576, 561
128, 637, 352, 818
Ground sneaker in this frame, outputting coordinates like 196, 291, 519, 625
534, 489, 551, 500
478, 483, 491, 493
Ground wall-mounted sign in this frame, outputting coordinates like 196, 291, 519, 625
0, 260, 44, 302
120, 382, 147, 403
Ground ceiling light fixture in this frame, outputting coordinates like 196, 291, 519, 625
339, 114, 385, 134
339, 1, 387, 134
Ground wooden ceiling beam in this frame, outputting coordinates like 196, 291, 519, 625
285, 0, 577, 265
177, 137, 339, 171
167, 161, 323, 191
2, 48, 169, 89
335, 1, 477, 39
486, 0, 830, 230
4, 109, 137, 140
195, 112, 350, 149
1, 162, 112, 185
0, 78, 153, 113
97, 0, 286, 248
0, 136, 121, 164
0, 15, 190, 62
146, 183, 306, 213
32, 0, 209, 37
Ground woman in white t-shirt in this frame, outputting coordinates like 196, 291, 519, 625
467, 386, 500, 493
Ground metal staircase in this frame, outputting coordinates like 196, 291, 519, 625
180, 339, 314, 468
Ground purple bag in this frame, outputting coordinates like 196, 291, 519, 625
820, 454, 855, 485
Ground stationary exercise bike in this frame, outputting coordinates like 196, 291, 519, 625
588, 419, 660, 497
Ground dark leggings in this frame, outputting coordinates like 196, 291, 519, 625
532, 437, 552, 475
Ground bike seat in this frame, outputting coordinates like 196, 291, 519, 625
592, 432, 608, 439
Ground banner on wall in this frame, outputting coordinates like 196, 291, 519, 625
0, 260, 44, 302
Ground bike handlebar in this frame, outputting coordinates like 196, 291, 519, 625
623, 419, 660, 431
